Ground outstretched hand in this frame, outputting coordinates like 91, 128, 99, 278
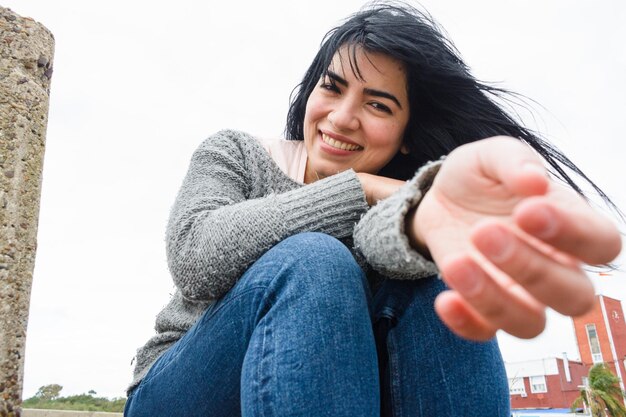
411, 137, 622, 340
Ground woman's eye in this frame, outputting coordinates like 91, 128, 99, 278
320, 80, 340, 93
370, 102, 392, 114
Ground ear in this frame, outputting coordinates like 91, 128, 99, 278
400, 144, 410, 155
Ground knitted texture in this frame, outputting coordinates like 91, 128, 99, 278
353, 159, 441, 279
129, 130, 440, 392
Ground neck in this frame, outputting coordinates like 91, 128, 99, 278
304, 160, 322, 184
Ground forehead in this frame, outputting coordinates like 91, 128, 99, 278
327, 46, 407, 92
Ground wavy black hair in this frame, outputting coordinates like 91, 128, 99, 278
286, 1, 617, 211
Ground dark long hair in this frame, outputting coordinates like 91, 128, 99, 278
286, 1, 618, 211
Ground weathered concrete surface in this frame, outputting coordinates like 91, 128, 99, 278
23, 411, 122, 417
0, 6, 54, 417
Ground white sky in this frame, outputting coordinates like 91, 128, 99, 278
4, 0, 625, 399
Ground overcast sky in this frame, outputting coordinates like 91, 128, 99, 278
4, 0, 625, 399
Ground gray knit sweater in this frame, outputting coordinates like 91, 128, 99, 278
129, 129, 440, 392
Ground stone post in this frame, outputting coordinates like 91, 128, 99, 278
0, 6, 54, 417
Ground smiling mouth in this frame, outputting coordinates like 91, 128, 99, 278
321, 133, 363, 151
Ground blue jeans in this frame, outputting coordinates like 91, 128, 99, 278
124, 233, 509, 417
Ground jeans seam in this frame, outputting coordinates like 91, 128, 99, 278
259, 314, 273, 417
387, 332, 403, 417
247, 294, 276, 417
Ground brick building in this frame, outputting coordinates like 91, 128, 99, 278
572, 294, 626, 392
507, 356, 590, 409
507, 294, 626, 409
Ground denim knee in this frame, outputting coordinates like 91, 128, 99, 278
274, 232, 365, 285
236, 232, 370, 315
277, 232, 358, 269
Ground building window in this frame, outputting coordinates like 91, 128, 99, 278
530, 375, 547, 393
508, 378, 526, 396
586, 324, 603, 363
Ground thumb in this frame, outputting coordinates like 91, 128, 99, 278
474, 136, 549, 197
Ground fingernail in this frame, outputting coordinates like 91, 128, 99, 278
449, 311, 467, 328
530, 206, 557, 239
449, 260, 482, 296
475, 226, 513, 263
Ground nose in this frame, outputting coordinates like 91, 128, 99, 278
328, 99, 359, 132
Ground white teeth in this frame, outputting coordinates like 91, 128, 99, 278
321, 133, 362, 151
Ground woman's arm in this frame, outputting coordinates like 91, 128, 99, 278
167, 130, 368, 301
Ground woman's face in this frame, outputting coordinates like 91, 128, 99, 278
303, 46, 410, 183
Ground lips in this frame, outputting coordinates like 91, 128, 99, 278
321, 132, 363, 151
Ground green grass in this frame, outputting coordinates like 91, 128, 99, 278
23, 393, 126, 412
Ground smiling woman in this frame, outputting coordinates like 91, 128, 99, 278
302, 47, 410, 182
122, 2, 621, 417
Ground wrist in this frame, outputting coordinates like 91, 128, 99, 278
355, 172, 374, 206
405, 204, 432, 260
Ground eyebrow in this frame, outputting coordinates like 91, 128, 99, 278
326, 70, 403, 110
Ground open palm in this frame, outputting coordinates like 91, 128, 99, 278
413, 137, 622, 340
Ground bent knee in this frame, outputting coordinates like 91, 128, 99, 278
230, 233, 370, 320
269, 233, 366, 291
235, 233, 367, 298
277, 232, 356, 266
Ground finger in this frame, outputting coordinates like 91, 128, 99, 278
440, 255, 546, 338
434, 290, 498, 341
475, 137, 550, 197
471, 221, 596, 316
514, 197, 622, 265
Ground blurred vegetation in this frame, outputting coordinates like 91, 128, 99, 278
23, 384, 126, 412
571, 363, 626, 417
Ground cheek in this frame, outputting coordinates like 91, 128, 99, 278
304, 94, 324, 124
303, 99, 325, 145
368, 122, 405, 152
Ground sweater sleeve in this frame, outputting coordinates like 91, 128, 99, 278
166, 130, 368, 301
353, 159, 443, 279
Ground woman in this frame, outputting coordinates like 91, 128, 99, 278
124, 3, 621, 417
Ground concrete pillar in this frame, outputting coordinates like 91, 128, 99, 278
0, 6, 54, 417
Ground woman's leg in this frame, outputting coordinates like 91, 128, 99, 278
125, 233, 379, 417
373, 277, 510, 417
